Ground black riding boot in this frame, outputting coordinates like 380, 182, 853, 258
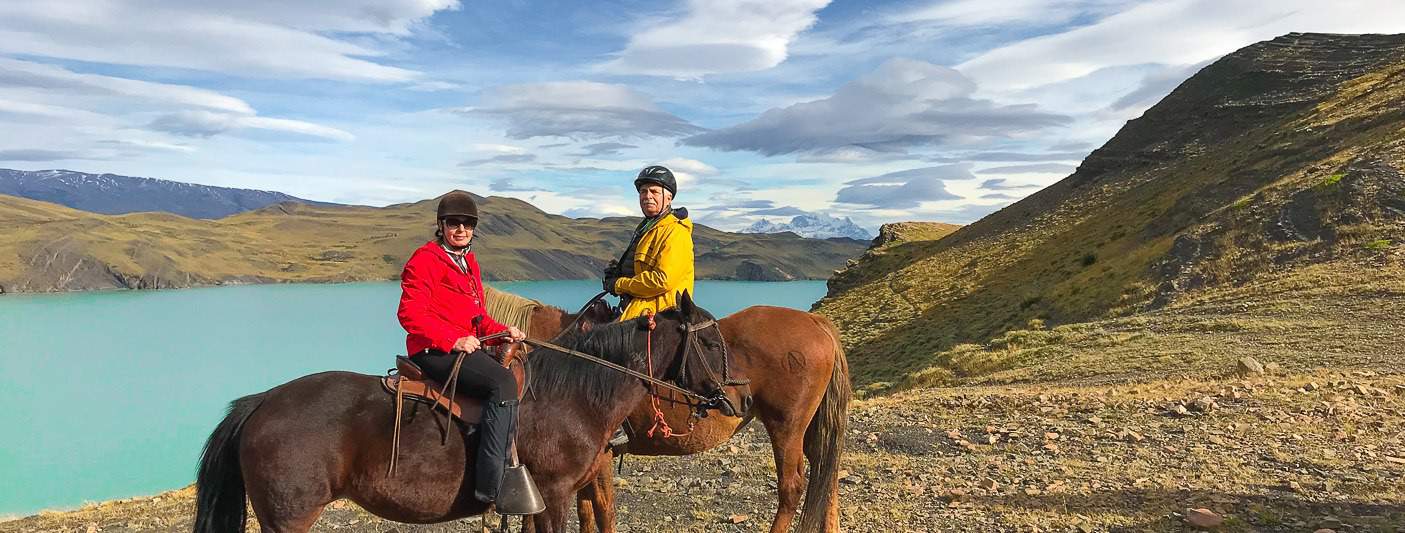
474, 398, 518, 503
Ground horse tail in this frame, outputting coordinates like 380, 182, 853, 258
798, 314, 851, 533
193, 392, 266, 533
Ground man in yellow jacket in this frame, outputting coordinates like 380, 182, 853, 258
603, 165, 696, 321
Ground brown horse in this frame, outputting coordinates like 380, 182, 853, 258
495, 299, 851, 533
191, 294, 733, 533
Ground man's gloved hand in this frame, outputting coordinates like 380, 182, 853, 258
603, 275, 620, 296
603, 259, 620, 278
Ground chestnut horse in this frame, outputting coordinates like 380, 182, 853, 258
493, 296, 851, 533
192, 294, 732, 533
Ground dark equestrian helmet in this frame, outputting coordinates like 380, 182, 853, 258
436, 191, 479, 222
634, 165, 677, 197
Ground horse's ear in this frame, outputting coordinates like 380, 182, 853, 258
678, 290, 694, 316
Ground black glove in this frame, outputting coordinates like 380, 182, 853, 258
603, 259, 620, 278
603, 275, 620, 296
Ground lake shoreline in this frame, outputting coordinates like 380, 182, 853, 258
0, 274, 833, 296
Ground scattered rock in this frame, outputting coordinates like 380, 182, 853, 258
1184, 508, 1224, 528
1192, 396, 1218, 412
1236, 357, 1265, 375
978, 479, 999, 491
1264, 362, 1282, 374
726, 514, 750, 524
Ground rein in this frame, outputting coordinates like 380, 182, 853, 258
519, 326, 714, 406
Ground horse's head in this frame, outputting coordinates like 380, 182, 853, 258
649, 291, 737, 417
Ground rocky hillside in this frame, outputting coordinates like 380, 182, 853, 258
0, 169, 337, 219
815, 33, 1405, 391
0, 193, 866, 292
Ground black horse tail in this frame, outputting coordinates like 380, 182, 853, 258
193, 392, 266, 533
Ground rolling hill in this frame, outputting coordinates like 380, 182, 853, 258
0, 192, 866, 292
814, 33, 1405, 393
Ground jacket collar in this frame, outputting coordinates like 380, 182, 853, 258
425, 240, 473, 274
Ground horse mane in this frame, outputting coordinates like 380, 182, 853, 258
525, 315, 650, 408
484, 284, 544, 337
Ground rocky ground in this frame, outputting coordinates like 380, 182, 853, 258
6, 365, 1402, 533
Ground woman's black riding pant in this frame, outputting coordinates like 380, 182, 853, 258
409, 349, 518, 503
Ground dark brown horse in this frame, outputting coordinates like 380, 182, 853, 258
192, 293, 733, 533
503, 301, 851, 533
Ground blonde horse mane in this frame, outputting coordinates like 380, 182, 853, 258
484, 284, 543, 337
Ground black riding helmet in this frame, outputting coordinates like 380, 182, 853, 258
634, 165, 677, 197
436, 190, 479, 224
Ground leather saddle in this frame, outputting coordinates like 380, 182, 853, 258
381, 343, 527, 426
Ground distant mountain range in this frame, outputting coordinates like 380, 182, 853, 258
0, 169, 337, 219
740, 213, 873, 240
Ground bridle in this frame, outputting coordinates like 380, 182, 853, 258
519, 310, 737, 428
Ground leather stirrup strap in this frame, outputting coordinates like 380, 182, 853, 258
389, 377, 406, 476
437, 350, 469, 445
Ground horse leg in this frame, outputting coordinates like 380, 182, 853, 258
760, 417, 808, 533
591, 451, 618, 533
252, 507, 325, 533
530, 485, 574, 533
576, 493, 595, 533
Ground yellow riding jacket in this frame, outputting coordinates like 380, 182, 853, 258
613, 209, 695, 320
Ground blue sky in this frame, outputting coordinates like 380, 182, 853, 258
1, 0, 1402, 231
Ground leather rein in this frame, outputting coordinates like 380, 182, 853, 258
519, 315, 726, 409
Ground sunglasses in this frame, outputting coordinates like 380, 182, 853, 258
440, 217, 476, 230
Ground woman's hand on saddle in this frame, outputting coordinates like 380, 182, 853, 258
507, 326, 526, 343
452, 335, 481, 353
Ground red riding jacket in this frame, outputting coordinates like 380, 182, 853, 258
398, 241, 510, 356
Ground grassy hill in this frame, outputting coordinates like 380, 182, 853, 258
814, 32, 1405, 394
0, 193, 866, 293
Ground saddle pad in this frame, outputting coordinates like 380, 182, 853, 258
382, 375, 484, 425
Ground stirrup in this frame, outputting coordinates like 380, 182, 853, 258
496, 464, 545, 515
608, 427, 630, 454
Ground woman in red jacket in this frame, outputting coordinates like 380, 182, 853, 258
397, 190, 526, 504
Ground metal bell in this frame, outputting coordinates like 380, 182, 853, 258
495, 464, 545, 515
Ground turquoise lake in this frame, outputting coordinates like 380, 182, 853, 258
0, 279, 827, 517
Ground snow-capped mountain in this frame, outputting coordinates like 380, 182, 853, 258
741, 213, 873, 241
0, 168, 336, 219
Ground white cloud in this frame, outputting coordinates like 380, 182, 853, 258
147, 111, 354, 142
658, 157, 718, 188
0, 57, 253, 113
685, 58, 1070, 155
467, 143, 528, 155
957, 0, 1405, 91
892, 0, 1131, 27
834, 165, 969, 209
602, 0, 831, 79
0, 1, 459, 81
466, 81, 702, 140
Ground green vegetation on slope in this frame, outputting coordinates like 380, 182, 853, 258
0, 193, 866, 292
815, 33, 1405, 393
